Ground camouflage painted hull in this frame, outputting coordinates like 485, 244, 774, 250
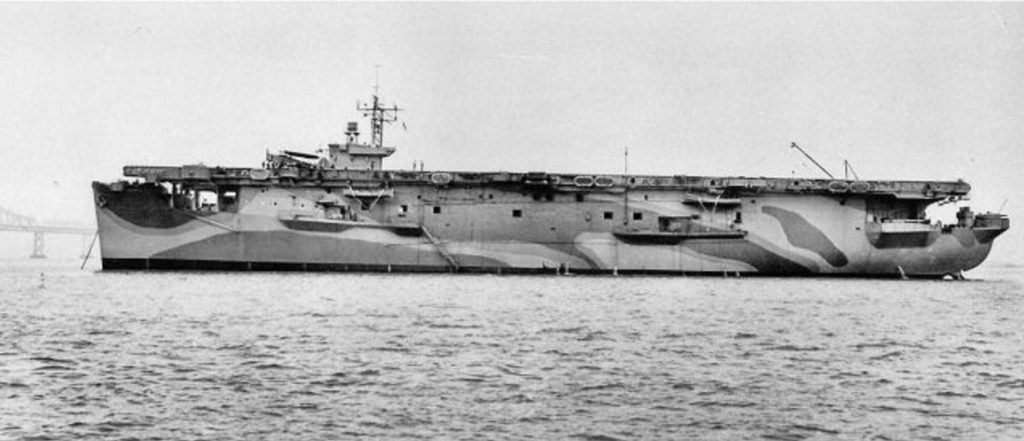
92, 172, 1007, 278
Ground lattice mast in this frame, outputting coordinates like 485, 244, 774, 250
357, 75, 401, 149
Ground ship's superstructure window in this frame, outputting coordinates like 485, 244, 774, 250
735, 212, 742, 223
604, 211, 614, 220
433, 206, 441, 214
633, 212, 643, 221
512, 209, 522, 218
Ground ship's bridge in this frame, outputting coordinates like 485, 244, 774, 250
324, 96, 399, 170
326, 137, 395, 170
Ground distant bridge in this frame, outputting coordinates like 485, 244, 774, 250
0, 205, 96, 258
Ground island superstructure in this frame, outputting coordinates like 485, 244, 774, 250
91, 91, 1009, 278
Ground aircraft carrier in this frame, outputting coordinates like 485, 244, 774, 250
91, 92, 1009, 278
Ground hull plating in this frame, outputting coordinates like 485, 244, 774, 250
93, 182, 1000, 278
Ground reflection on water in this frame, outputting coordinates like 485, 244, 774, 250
2, 260, 1023, 440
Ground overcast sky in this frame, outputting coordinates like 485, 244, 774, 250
1, 3, 1021, 263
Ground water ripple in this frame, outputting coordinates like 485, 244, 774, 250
1, 264, 1023, 440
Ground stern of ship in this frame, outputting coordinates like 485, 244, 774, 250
865, 209, 1010, 278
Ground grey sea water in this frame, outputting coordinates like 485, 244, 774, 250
1, 260, 1023, 441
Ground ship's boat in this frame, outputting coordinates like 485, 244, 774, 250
91, 92, 1009, 278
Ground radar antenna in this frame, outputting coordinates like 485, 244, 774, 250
357, 69, 401, 149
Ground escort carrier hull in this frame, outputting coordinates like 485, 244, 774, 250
92, 94, 1009, 278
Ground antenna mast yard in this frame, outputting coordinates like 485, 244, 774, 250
357, 69, 401, 149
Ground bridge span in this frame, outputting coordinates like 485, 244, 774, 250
0, 205, 95, 258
